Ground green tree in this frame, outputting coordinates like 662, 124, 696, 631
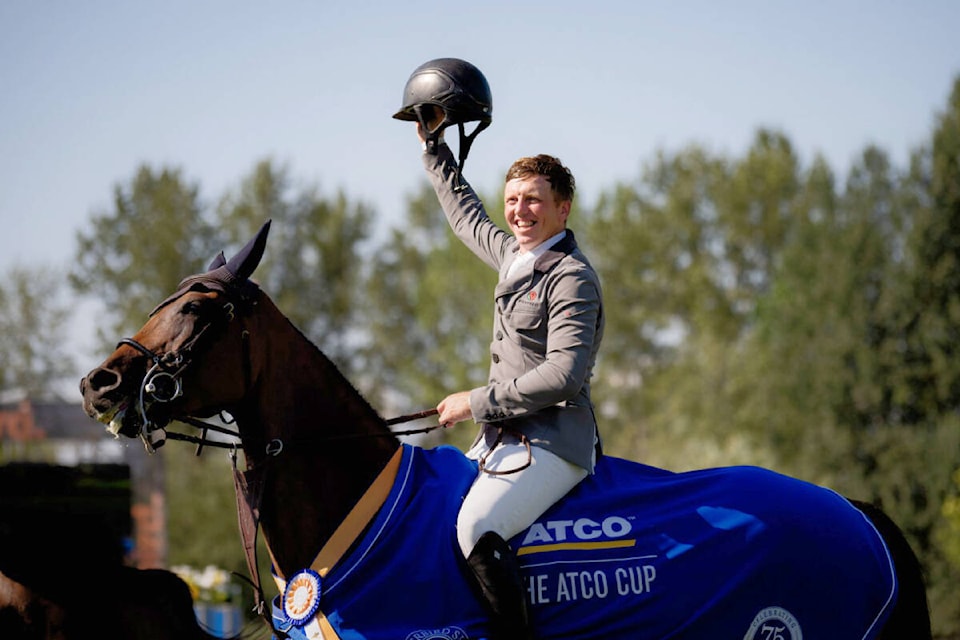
654, 131, 806, 470
728, 148, 899, 480
941, 466, 960, 569
164, 444, 242, 569
215, 159, 373, 373
876, 75, 960, 634
891, 76, 960, 424
582, 146, 727, 465
69, 164, 221, 575
364, 184, 496, 449
583, 133, 805, 470
70, 165, 218, 344
0, 266, 76, 397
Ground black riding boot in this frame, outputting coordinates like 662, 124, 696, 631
466, 531, 535, 640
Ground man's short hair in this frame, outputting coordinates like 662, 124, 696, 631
505, 154, 575, 203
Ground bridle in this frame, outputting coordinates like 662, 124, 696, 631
117, 297, 243, 453
118, 292, 444, 456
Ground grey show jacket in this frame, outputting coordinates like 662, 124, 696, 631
423, 145, 604, 471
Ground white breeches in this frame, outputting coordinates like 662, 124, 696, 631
456, 440, 589, 558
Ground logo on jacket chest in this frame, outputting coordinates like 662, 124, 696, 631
512, 295, 541, 310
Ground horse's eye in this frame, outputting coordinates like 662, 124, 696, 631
181, 300, 202, 315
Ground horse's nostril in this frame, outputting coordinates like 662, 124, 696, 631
86, 367, 121, 393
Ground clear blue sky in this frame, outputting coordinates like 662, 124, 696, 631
3, 0, 954, 559
2, 2, 958, 274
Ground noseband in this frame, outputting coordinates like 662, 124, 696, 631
118, 300, 244, 453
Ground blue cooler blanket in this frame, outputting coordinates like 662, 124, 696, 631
273, 444, 896, 640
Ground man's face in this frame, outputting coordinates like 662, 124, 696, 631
504, 175, 570, 252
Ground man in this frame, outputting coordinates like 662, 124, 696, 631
416, 127, 605, 640
395, 57, 604, 639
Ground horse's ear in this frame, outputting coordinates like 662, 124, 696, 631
225, 220, 272, 281
207, 251, 227, 271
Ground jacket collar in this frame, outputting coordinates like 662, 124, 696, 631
532, 229, 578, 273
496, 230, 579, 299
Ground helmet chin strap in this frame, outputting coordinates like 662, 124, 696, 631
454, 120, 490, 188
413, 103, 490, 192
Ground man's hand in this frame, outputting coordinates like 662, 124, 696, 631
416, 105, 446, 150
437, 391, 473, 427
420, 104, 445, 132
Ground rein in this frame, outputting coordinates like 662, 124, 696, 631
157, 407, 444, 457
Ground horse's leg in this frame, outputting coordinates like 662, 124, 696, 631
850, 500, 931, 640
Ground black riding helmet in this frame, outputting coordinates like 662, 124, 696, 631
393, 57, 492, 180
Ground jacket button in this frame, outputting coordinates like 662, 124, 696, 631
496, 331, 503, 340
491, 353, 500, 363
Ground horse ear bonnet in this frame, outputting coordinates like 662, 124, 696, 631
224, 219, 271, 282
208, 251, 227, 271
149, 220, 272, 316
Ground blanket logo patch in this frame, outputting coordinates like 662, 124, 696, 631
404, 627, 468, 640
518, 515, 636, 555
743, 606, 802, 640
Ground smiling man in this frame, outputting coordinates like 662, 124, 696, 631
503, 161, 571, 251
414, 119, 605, 638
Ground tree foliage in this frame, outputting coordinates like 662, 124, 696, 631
215, 159, 373, 372
362, 184, 497, 449
69, 165, 218, 347
0, 266, 76, 397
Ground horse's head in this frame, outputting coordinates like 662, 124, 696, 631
80, 221, 272, 449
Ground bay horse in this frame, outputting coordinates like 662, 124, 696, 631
79, 221, 930, 640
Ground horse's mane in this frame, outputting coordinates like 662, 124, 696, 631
255, 286, 389, 430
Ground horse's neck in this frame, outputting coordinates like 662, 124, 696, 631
240, 296, 399, 577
